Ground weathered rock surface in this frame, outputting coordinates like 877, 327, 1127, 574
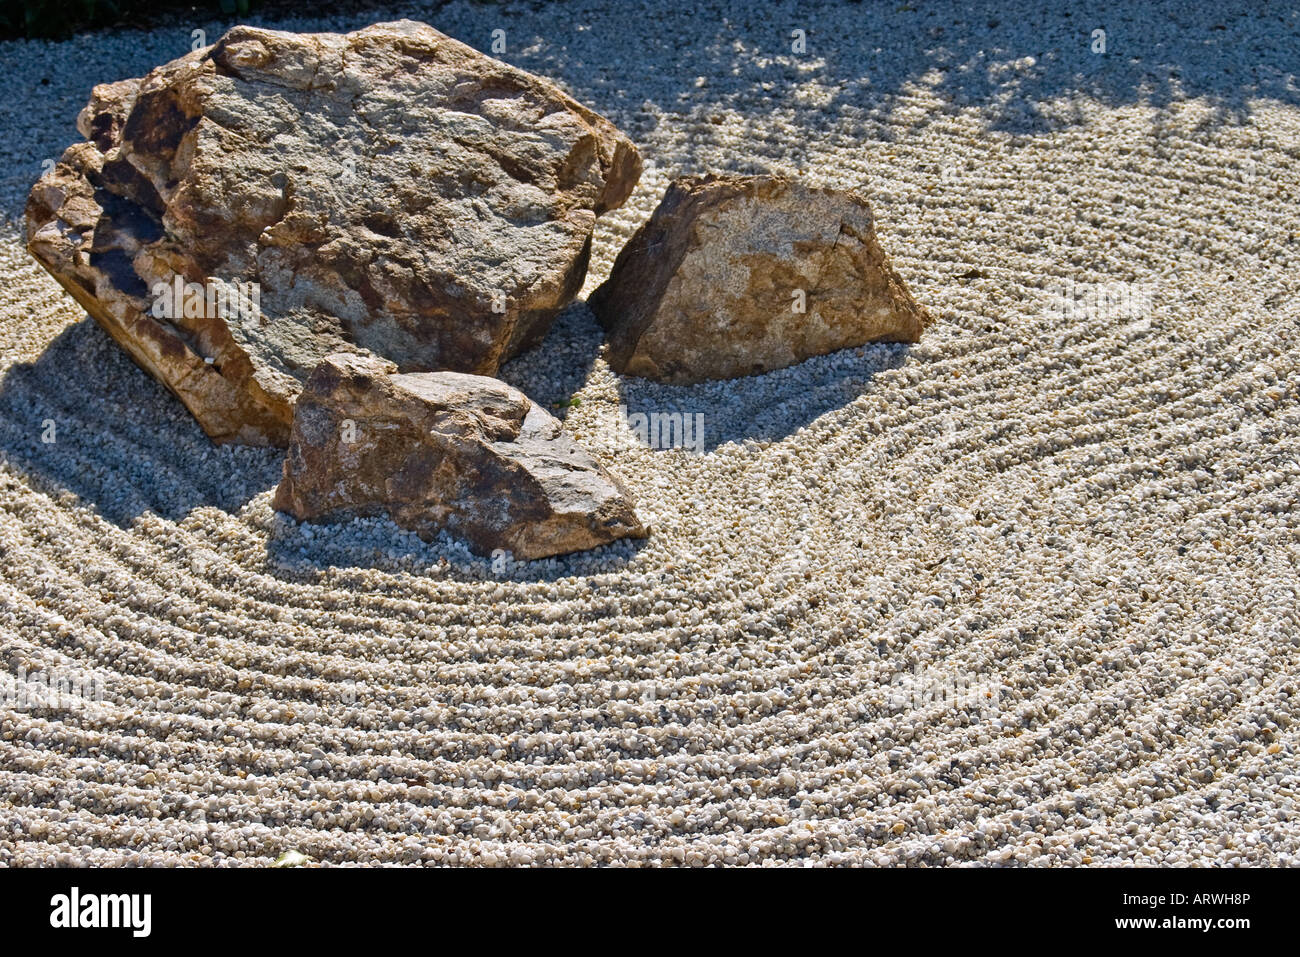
272, 354, 647, 559
588, 174, 931, 384
26, 20, 641, 445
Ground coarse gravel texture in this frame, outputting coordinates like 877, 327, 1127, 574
1, 0, 1299, 866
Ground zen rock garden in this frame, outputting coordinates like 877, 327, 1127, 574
26, 19, 932, 560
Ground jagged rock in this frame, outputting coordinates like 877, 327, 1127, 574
272, 354, 647, 559
26, 20, 641, 445
588, 174, 932, 384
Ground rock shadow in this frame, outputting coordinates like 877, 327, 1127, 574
610, 340, 913, 452
495, 298, 602, 417
0, 318, 282, 526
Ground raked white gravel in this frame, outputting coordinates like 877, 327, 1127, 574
1, 0, 1298, 865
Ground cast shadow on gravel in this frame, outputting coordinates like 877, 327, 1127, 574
500, 300, 915, 453
541, 1, 1300, 176
495, 300, 601, 415
0, 318, 283, 527
611, 340, 913, 453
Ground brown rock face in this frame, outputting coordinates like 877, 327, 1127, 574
26, 20, 641, 445
588, 174, 931, 384
272, 354, 647, 559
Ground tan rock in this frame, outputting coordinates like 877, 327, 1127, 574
26, 20, 641, 445
588, 174, 931, 384
272, 354, 647, 559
